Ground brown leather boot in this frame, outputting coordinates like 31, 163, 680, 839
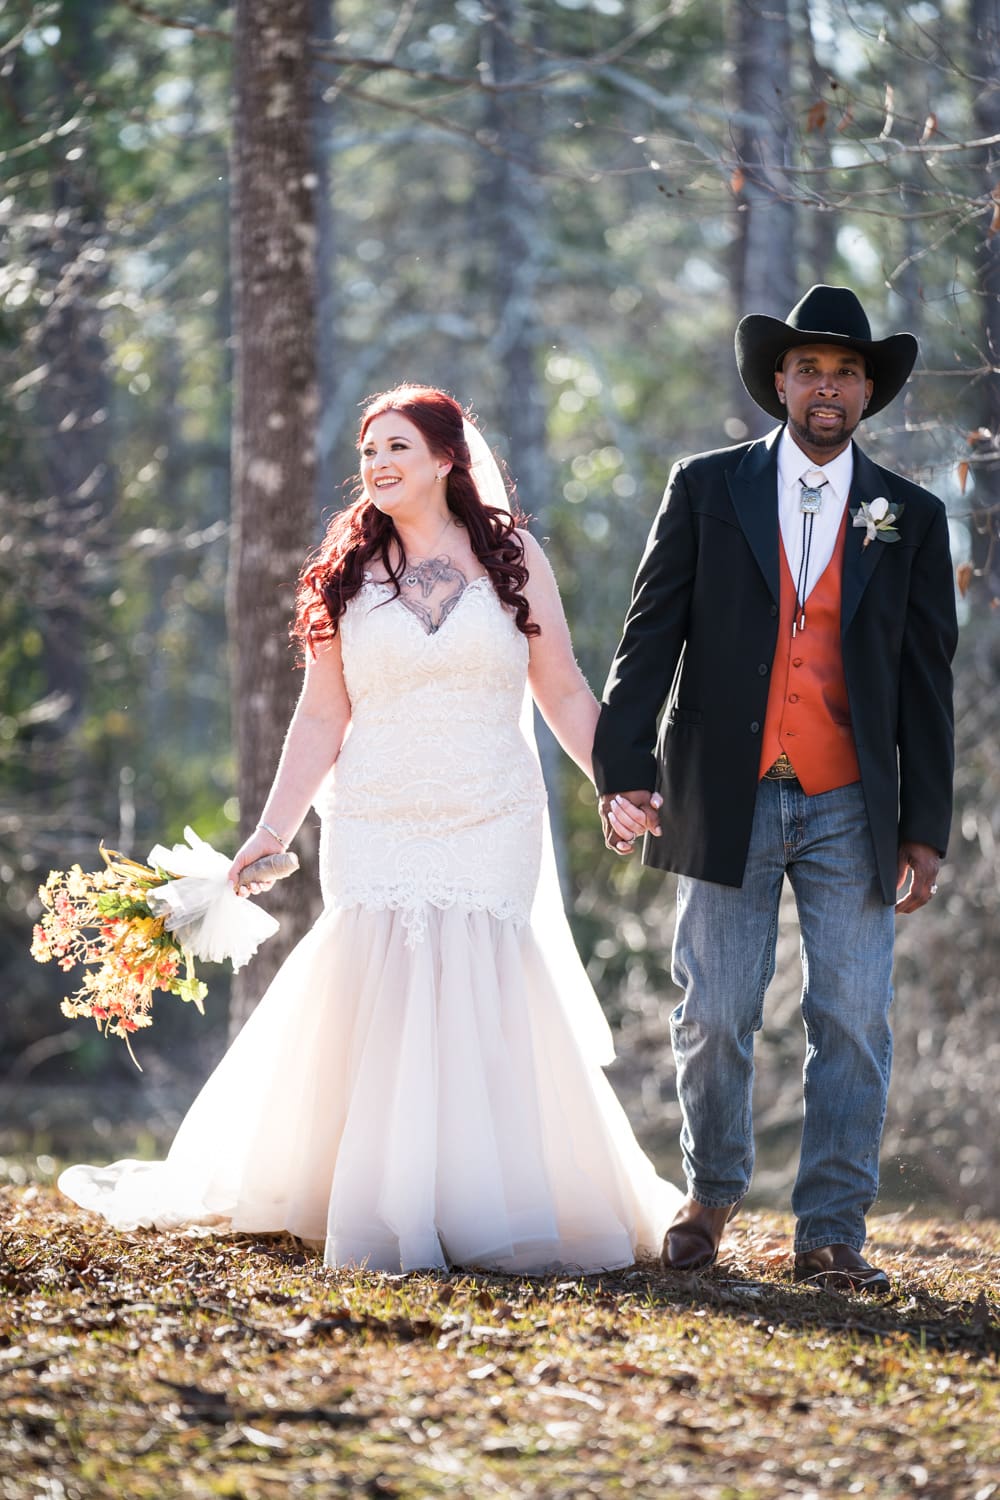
661, 1196, 740, 1271
793, 1243, 890, 1294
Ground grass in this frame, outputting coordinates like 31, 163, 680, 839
1, 1186, 998, 1499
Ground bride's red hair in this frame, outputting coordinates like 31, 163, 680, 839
292, 385, 538, 657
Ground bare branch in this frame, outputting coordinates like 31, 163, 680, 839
884, 205, 993, 289
0, 1, 61, 59
118, 0, 679, 99
342, 1, 685, 88
0, 113, 83, 165
327, 75, 595, 181
379, 0, 421, 63
116, 0, 230, 42
831, 0, 1000, 94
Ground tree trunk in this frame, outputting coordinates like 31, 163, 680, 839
31, 0, 114, 822
800, 0, 838, 284
480, 3, 548, 501
480, 0, 568, 889
311, 0, 340, 526
970, 0, 1000, 600
228, 0, 321, 1035
730, 0, 798, 437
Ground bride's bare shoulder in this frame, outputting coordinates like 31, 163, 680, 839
516, 528, 556, 579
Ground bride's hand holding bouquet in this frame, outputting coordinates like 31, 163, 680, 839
226, 819, 298, 897
31, 826, 297, 1064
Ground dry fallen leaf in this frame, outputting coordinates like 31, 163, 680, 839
238, 1424, 287, 1450
3, 1189, 1000, 1498
806, 100, 827, 133
990, 184, 1000, 238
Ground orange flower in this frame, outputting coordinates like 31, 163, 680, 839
30, 844, 209, 1068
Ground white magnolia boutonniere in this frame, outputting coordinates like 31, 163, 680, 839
852, 496, 904, 548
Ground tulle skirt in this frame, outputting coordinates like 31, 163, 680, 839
59, 904, 682, 1274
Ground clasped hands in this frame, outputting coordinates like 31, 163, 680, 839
598, 790, 663, 856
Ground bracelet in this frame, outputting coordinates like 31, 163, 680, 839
256, 820, 288, 850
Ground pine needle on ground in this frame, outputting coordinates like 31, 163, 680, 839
1, 1187, 998, 1499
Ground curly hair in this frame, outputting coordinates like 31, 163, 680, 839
292, 385, 538, 657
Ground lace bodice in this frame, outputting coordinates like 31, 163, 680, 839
317, 576, 546, 940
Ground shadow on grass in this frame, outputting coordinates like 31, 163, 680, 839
319, 1231, 1000, 1361
6, 1187, 999, 1364
606, 1261, 1000, 1358
233, 1229, 1000, 1360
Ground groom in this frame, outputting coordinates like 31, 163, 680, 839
594, 285, 957, 1291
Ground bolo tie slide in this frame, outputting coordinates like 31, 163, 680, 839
793, 477, 828, 635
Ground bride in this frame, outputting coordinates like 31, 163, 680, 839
60, 385, 681, 1274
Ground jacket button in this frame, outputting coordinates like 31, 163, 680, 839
770, 604, 778, 617
750, 720, 760, 733
758, 663, 768, 675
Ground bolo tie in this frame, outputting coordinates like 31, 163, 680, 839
793, 474, 828, 635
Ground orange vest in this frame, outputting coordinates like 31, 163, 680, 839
759, 509, 861, 794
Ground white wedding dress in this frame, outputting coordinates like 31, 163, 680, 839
60, 575, 682, 1273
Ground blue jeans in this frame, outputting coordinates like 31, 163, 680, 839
670, 778, 895, 1252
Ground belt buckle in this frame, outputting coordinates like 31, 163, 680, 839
764, 753, 798, 781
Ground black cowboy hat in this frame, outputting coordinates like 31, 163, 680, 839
735, 284, 918, 420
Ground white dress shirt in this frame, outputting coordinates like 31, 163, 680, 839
776, 428, 854, 605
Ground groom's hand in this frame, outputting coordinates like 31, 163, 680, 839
895, 841, 941, 914
599, 791, 663, 855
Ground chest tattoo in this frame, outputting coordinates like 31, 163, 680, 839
397, 556, 468, 635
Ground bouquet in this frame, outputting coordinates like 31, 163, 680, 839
30, 827, 295, 1066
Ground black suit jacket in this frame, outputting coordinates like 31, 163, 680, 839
593, 427, 958, 904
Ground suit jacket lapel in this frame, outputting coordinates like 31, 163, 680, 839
841, 443, 890, 634
727, 428, 782, 604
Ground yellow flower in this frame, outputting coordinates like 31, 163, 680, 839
33, 840, 219, 1066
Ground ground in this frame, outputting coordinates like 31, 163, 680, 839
1, 1188, 998, 1499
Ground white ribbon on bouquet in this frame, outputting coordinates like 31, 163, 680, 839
146, 826, 279, 972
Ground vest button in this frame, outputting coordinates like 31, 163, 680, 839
792, 657, 803, 668
788, 693, 799, 704
758, 663, 768, 675
750, 720, 760, 733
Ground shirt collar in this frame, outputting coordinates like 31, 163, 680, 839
777, 427, 854, 505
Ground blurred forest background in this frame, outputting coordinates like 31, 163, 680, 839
1, 0, 998, 1217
